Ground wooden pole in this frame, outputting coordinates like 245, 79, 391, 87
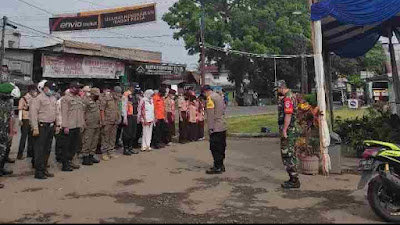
311, 0, 331, 175
388, 27, 400, 114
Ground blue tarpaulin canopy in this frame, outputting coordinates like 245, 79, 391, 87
311, 0, 400, 58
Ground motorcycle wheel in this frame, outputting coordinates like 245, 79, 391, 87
367, 176, 400, 222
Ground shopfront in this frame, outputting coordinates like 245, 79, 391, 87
127, 62, 185, 90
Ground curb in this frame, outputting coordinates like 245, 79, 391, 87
228, 133, 279, 138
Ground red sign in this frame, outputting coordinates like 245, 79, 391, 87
49, 4, 156, 32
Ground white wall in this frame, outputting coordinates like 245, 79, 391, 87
1, 29, 21, 48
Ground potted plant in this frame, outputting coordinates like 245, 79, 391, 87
295, 93, 321, 175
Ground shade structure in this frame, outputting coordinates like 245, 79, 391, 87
311, 0, 400, 58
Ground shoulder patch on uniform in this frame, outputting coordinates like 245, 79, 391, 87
206, 96, 214, 109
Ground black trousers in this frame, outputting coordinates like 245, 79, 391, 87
210, 131, 227, 168
188, 123, 198, 141
198, 121, 205, 139
122, 115, 137, 149
152, 119, 168, 147
18, 119, 34, 158
34, 123, 54, 173
55, 130, 68, 162
179, 112, 188, 142
134, 123, 142, 148
115, 116, 123, 147
62, 128, 80, 165
0, 138, 12, 169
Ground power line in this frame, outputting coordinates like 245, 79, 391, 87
13, 0, 53, 15
18, 34, 173, 39
205, 44, 313, 59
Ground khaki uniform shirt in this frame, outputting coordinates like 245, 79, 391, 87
61, 94, 85, 129
100, 92, 120, 125
83, 96, 101, 129
18, 93, 33, 120
206, 92, 227, 132
30, 93, 57, 130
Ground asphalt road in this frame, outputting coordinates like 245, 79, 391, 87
0, 137, 384, 223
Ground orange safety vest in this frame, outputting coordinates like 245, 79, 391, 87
123, 91, 134, 116
153, 93, 165, 120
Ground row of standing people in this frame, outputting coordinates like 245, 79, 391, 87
15, 81, 207, 180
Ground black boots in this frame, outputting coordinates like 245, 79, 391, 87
89, 155, 100, 163
34, 171, 47, 179
123, 148, 132, 156
281, 178, 301, 189
62, 162, 73, 172
206, 165, 225, 174
82, 156, 93, 166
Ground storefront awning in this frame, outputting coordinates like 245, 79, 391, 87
311, 0, 400, 58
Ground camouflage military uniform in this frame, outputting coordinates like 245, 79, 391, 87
278, 91, 298, 180
0, 97, 12, 167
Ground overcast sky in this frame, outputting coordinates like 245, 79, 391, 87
0, 0, 199, 70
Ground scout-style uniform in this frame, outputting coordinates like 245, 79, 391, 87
17, 92, 34, 159
165, 90, 176, 144
177, 94, 188, 143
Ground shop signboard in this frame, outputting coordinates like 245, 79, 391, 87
42, 54, 125, 79
49, 3, 156, 32
135, 63, 185, 76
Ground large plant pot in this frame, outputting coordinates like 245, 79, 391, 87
300, 156, 319, 175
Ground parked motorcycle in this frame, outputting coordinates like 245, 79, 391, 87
357, 140, 400, 222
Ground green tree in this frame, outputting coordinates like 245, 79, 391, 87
163, 0, 311, 104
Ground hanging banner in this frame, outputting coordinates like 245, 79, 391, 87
42, 54, 125, 79
49, 3, 156, 32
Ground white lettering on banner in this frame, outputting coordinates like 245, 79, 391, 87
43, 55, 125, 79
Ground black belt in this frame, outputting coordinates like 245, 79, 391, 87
39, 122, 54, 126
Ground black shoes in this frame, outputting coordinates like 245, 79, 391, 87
34, 172, 47, 179
123, 149, 132, 156
17, 153, 24, 160
82, 156, 93, 166
89, 155, 100, 164
0, 168, 13, 176
281, 178, 301, 189
206, 166, 225, 174
44, 170, 54, 178
62, 164, 73, 172
129, 149, 139, 154
6, 158, 15, 163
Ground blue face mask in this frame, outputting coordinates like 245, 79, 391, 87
46, 90, 54, 96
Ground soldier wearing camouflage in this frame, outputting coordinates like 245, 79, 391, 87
276, 80, 300, 189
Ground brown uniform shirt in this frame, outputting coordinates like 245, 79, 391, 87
61, 94, 85, 129
18, 93, 33, 120
30, 92, 58, 130
206, 92, 227, 132
100, 92, 120, 125
83, 96, 101, 129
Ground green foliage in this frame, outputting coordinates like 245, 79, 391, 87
163, 0, 311, 103
334, 102, 400, 157
303, 92, 317, 107
347, 74, 365, 89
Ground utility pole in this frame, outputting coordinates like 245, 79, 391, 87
0, 16, 17, 81
199, 0, 206, 87
0, 16, 7, 73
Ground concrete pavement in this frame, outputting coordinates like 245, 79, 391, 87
0, 137, 383, 223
